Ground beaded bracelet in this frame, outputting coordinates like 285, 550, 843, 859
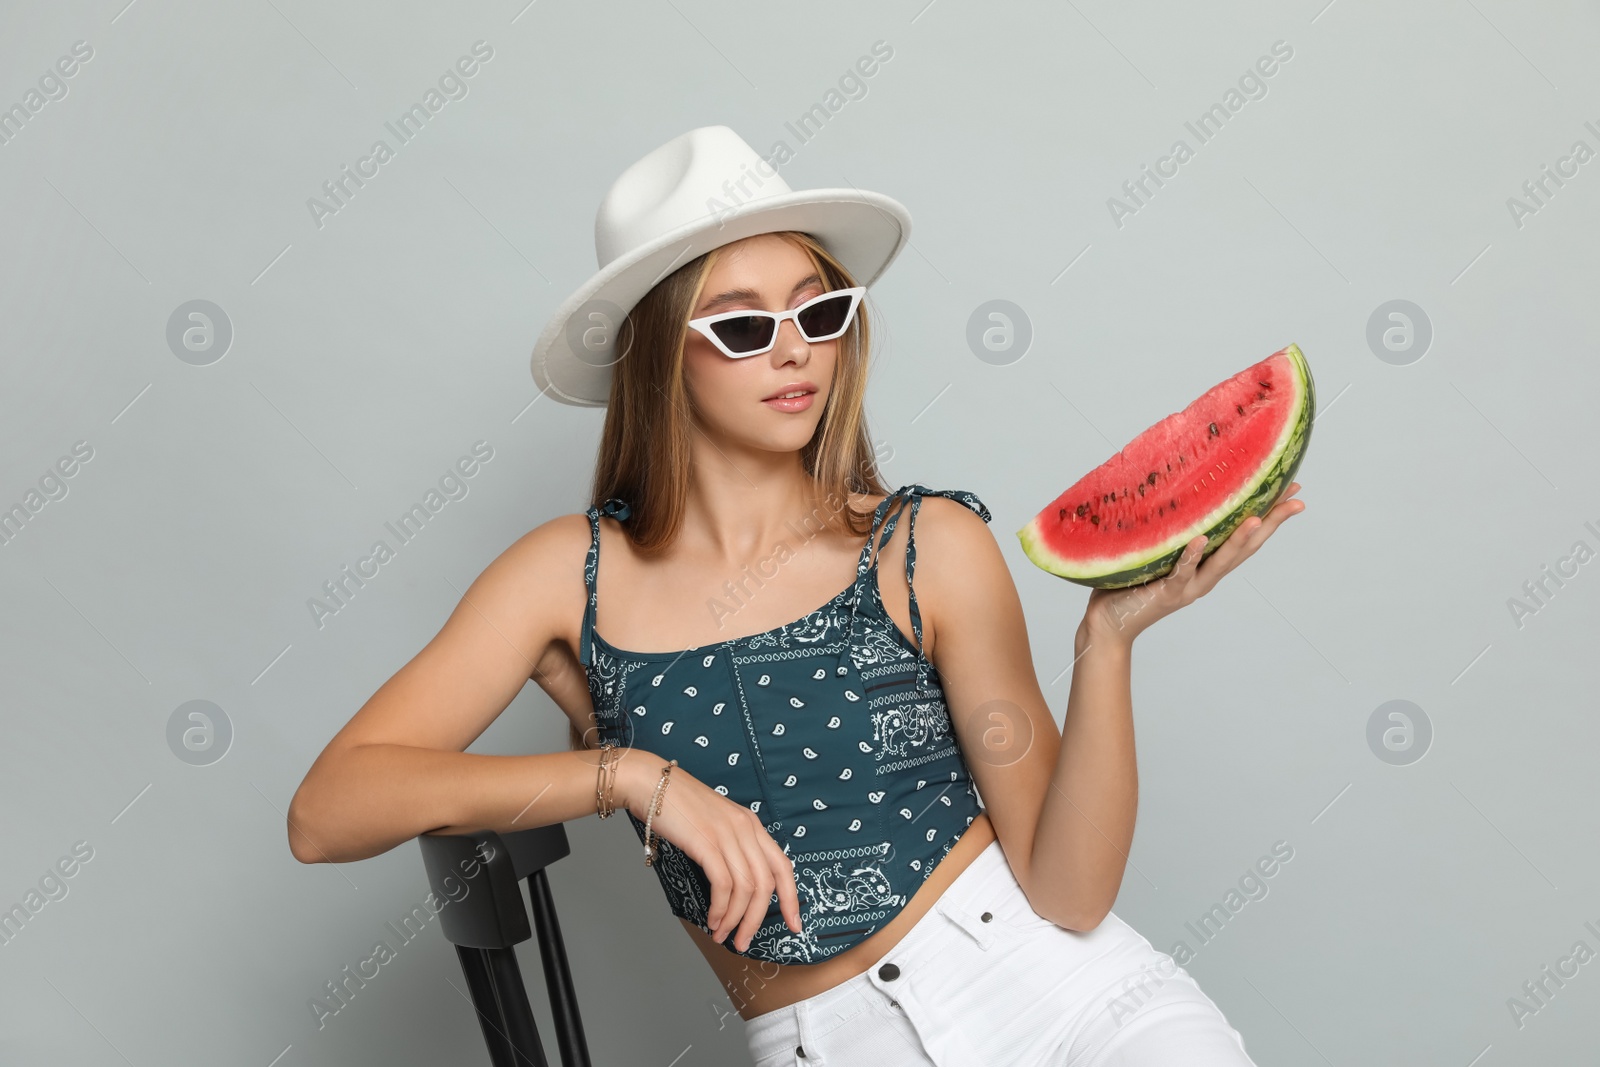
642, 759, 678, 867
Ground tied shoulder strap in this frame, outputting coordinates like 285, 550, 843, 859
836, 484, 992, 695
579, 497, 632, 668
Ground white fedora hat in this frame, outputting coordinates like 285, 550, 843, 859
529, 124, 913, 407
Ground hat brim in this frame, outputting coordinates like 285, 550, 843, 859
531, 188, 913, 407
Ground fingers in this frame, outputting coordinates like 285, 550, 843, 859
708, 832, 756, 945
1167, 534, 1208, 586
696, 815, 743, 943
1193, 487, 1306, 586
1153, 534, 1207, 605
706, 812, 784, 953
735, 814, 802, 941
689, 797, 800, 952
700, 846, 736, 941
720, 812, 780, 953
727, 824, 778, 952
1198, 518, 1261, 580
767, 838, 803, 935
1246, 489, 1305, 546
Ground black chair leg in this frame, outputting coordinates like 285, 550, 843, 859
457, 945, 520, 1067
526, 870, 594, 1067
485, 945, 551, 1067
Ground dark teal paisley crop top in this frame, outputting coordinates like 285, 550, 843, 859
579, 484, 993, 965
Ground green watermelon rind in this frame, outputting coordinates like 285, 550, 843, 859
1018, 344, 1314, 590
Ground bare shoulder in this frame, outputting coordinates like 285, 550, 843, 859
911, 494, 1001, 574
914, 492, 993, 534
837, 489, 1001, 653
904, 494, 1012, 647
449, 508, 599, 711
497, 509, 592, 581
842, 488, 995, 565
485, 510, 595, 665
411, 507, 597, 696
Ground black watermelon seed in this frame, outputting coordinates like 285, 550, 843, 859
1208, 422, 1218, 436
1146, 472, 1158, 485
1090, 515, 1099, 525
1116, 519, 1123, 529
1171, 499, 1177, 509
1076, 503, 1089, 517
1165, 462, 1171, 472
1137, 483, 1146, 496
1258, 380, 1271, 389
1235, 404, 1245, 415
1058, 507, 1066, 521
1256, 390, 1266, 401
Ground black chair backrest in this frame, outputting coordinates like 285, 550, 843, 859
416, 823, 592, 1067
418, 824, 572, 949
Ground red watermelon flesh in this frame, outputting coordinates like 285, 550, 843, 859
1018, 344, 1314, 588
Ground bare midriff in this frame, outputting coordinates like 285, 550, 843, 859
684, 809, 997, 1021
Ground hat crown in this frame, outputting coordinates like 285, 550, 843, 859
594, 125, 793, 268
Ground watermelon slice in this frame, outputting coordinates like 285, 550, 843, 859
1018, 343, 1314, 589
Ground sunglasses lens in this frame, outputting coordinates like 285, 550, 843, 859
796, 292, 856, 340
709, 315, 777, 355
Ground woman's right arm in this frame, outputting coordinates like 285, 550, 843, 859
286, 513, 804, 952
285, 514, 654, 864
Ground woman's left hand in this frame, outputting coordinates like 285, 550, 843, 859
1082, 482, 1305, 647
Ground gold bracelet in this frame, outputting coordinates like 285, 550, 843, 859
595, 743, 620, 819
602, 745, 621, 817
642, 759, 678, 867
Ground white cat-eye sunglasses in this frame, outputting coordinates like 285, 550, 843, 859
686, 286, 866, 359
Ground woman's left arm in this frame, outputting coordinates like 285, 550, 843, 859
920, 483, 1305, 930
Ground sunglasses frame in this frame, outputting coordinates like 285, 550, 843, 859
686, 286, 867, 359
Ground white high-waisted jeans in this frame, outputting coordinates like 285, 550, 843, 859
742, 839, 1258, 1066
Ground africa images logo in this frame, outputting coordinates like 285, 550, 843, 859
305, 40, 494, 229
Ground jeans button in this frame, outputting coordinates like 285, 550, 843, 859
878, 962, 900, 981
981, 911, 993, 922
796, 1044, 806, 1057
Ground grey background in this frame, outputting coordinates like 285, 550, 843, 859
2, 0, 1597, 1064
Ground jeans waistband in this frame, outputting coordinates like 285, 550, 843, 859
743, 837, 1014, 1061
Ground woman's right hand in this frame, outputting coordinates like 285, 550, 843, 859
621, 750, 803, 952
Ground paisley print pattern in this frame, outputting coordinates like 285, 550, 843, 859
800, 855, 907, 914
579, 484, 993, 965
870, 698, 952, 762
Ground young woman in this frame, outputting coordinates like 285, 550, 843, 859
288, 127, 1302, 1066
